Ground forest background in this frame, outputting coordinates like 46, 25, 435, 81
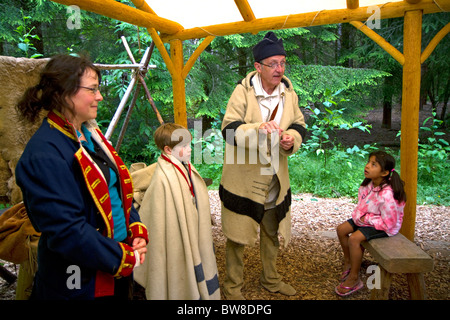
1, 0, 449, 206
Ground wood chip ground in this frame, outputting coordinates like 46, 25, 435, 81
1, 190, 448, 300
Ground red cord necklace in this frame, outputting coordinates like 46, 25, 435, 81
161, 154, 195, 198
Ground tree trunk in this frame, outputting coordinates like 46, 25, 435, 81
439, 77, 449, 121
382, 100, 392, 129
420, 63, 429, 111
382, 77, 393, 129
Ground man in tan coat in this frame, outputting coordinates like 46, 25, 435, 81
220, 32, 306, 299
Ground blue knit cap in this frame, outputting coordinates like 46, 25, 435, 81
253, 31, 286, 62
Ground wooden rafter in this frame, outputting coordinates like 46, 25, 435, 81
161, 0, 448, 42
350, 21, 405, 65
234, 0, 256, 22
421, 22, 450, 63
182, 36, 215, 79
52, 0, 182, 34
51, 0, 450, 43
346, 0, 360, 10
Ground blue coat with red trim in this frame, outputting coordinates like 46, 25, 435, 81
15, 112, 148, 299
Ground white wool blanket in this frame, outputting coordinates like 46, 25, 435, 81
133, 155, 220, 300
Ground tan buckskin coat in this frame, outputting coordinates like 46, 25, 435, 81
220, 71, 306, 247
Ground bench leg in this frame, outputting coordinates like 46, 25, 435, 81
407, 273, 427, 300
370, 266, 392, 300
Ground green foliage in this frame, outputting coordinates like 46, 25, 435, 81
302, 89, 371, 167
288, 64, 390, 109
0, 203, 12, 210
191, 128, 224, 189
413, 113, 450, 205
394, 112, 450, 203
194, 92, 449, 206
288, 147, 372, 198
418, 113, 450, 174
14, 10, 43, 58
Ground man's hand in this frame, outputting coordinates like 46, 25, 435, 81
280, 134, 294, 150
259, 120, 283, 135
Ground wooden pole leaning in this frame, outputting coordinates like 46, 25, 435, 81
105, 71, 138, 139
105, 45, 156, 140
120, 37, 164, 125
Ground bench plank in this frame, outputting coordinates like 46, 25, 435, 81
362, 233, 433, 274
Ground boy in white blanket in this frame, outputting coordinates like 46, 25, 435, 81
134, 123, 220, 300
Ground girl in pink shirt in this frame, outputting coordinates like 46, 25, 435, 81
335, 150, 406, 296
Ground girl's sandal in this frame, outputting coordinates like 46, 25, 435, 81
335, 279, 364, 297
339, 269, 351, 282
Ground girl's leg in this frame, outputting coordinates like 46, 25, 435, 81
336, 221, 354, 271
337, 230, 366, 294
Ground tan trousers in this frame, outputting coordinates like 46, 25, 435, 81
223, 208, 282, 298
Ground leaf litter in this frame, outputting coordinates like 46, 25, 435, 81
1, 190, 448, 300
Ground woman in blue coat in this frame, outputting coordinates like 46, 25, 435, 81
15, 54, 148, 300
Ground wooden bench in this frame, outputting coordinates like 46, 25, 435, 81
362, 233, 433, 300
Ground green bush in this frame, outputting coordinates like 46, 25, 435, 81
194, 125, 449, 206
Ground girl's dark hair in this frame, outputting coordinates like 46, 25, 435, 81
361, 150, 407, 203
16, 54, 101, 123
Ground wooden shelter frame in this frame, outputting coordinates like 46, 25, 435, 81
51, 0, 450, 240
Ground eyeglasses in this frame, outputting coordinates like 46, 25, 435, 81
259, 61, 287, 69
78, 86, 101, 94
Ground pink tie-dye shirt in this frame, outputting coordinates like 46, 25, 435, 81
352, 181, 405, 236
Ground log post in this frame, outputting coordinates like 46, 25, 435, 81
399, 10, 422, 241
170, 39, 188, 127
346, 0, 359, 9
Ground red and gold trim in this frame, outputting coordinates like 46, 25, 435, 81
128, 222, 149, 243
113, 243, 136, 278
95, 128, 135, 232
75, 148, 114, 238
47, 110, 78, 142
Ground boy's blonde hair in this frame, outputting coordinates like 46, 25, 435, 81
154, 123, 192, 151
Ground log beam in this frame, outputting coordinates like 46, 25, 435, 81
347, 0, 360, 9
234, 0, 256, 21
182, 36, 215, 79
421, 22, 450, 64
51, 0, 182, 34
161, 0, 448, 42
131, 0, 157, 15
349, 21, 405, 65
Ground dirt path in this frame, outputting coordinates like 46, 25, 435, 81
330, 103, 449, 148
